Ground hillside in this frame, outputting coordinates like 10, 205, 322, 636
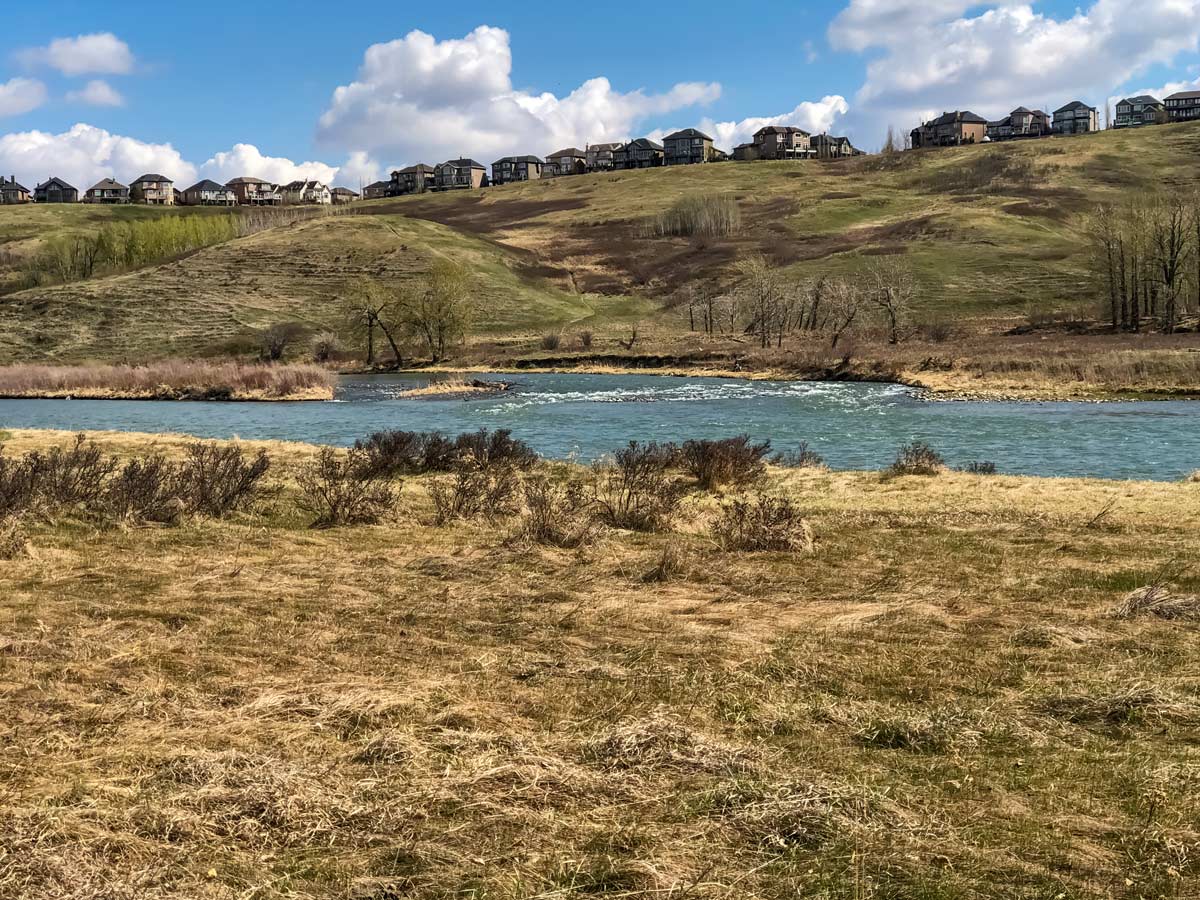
1, 121, 1198, 364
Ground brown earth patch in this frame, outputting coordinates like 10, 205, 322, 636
374, 197, 589, 234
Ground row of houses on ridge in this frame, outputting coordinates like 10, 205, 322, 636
0, 174, 361, 206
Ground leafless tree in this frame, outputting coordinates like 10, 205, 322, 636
342, 277, 404, 366
826, 278, 862, 349
393, 260, 472, 363
865, 259, 915, 344
258, 322, 306, 361
1148, 194, 1191, 333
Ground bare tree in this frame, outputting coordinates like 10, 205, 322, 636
342, 277, 404, 366
865, 259, 915, 344
826, 278, 861, 349
258, 322, 306, 361
393, 260, 472, 363
1148, 194, 1191, 333
736, 255, 788, 349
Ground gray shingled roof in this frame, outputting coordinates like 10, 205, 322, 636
131, 174, 171, 184
1166, 90, 1200, 101
929, 110, 988, 125
493, 155, 544, 165
1, 178, 30, 193
1119, 95, 1162, 105
36, 176, 76, 191
623, 138, 663, 151
185, 180, 229, 193
441, 159, 486, 169
548, 148, 586, 158
397, 164, 435, 174
1054, 100, 1092, 113
664, 128, 713, 141
88, 178, 128, 192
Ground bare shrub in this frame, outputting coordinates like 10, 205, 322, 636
712, 495, 815, 553
772, 442, 826, 469
680, 435, 771, 490
886, 441, 945, 476
644, 194, 741, 238
177, 443, 270, 517
430, 461, 521, 525
0, 450, 38, 518
1112, 586, 1200, 622
918, 318, 956, 343
259, 323, 307, 361
578, 330, 594, 350
355, 430, 428, 477
642, 541, 689, 583
453, 429, 538, 470
517, 476, 595, 547
540, 333, 562, 351
298, 448, 396, 528
356, 428, 536, 477
311, 332, 342, 363
592, 442, 680, 531
105, 456, 186, 524
34, 434, 117, 509
0, 516, 29, 559
961, 460, 998, 475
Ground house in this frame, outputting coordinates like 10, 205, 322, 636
811, 134, 863, 158
611, 138, 664, 170
330, 187, 360, 204
391, 164, 435, 195
586, 142, 622, 171
750, 126, 812, 160
732, 142, 758, 162
129, 174, 174, 205
1114, 95, 1166, 128
663, 128, 715, 165
1052, 101, 1099, 135
1165, 91, 1200, 123
363, 180, 391, 200
182, 179, 238, 206
279, 180, 332, 204
434, 159, 487, 190
34, 177, 79, 203
491, 155, 544, 185
0, 176, 31, 205
85, 178, 129, 203
910, 111, 988, 148
985, 107, 1051, 141
226, 177, 281, 205
545, 148, 587, 177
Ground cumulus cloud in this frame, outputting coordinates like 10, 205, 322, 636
199, 143, 341, 185
699, 96, 850, 150
828, 0, 1200, 142
0, 123, 195, 191
66, 79, 124, 107
0, 78, 47, 117
317, 26, 722, 162
17, 32, 135, 76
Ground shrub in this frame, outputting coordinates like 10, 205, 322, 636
644, 194, 741, 238
177, 443, 270, 517
918, 319, 956, 343
592, 442, 680, 531
681, 435, 771, 490
429, 461, 522, 525
453, 429, 538, 470
0, 516, 28, 559
886, 441, 945, 476
34, 434, 118, 509
311, 332, 342, 363
0, 449, 42, 519
355, 428, 535, 477
642, 542, 688, 583
541, 333, 562, 351
579, 330, 594, 350
517, 476, 595, 547
105, 456, 187, 524
712, 495, 814, 552
355, 430, 428, 477
772, 442, 826, 469
961, 460, 997, 475
298, 448, 396, 527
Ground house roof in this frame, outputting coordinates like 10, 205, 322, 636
225, 176, 272, 185
587, 142, 622, 152
331, 187, 359, 195
622, 138, 663, 151
131, 174, 171, 184
36, 176, 76, 191
1119, 95, 1162, 105
1166, 90, 1200, 101
754, 125, 809, 136
396, 164, 435, 175
493, 155, 544, 165
928, 110, 988, 125
547, 147, 586, 158
185, 180, 229, 193
281, 180, 327, 190
364, 181, 390, 190
439, 158, 486, 169
1, 178, 29, 193
1054, 100, 1094, 113
664, 128, 713, 141
88, 178, 128, 192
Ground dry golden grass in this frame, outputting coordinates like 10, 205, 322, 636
1, 429, 1199, 898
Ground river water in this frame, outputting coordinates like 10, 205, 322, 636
1, 372, 1198, 481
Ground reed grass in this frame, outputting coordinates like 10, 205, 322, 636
642, 193, 741, 238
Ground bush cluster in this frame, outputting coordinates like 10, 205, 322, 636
297, 448, 396, 528
711, 495, 814, 552
886, 441, 946, 477
355, 428, 537, 478
593, 442, 681, 531
680, 436, 771, 490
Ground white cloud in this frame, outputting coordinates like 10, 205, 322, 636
198, 143, 341, 185
699, 96, 850, 150
0, 123, 195, 191
0, 78, 47, 117
336, 151, 382, 187
18, 32, 135, 76
317, 26, 722, 162
66, 79, 124, 107
828, 0, 1200, 142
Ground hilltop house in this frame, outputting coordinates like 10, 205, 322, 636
391, 164, 435, 195
986, 107, 1051, 141
0, 176, 31, 204
435, 159, 487, 191
1114, 96, 1166, 128
612, 139, 664, 170
130, 174, 174, 205
331, 187, 360, 204
1052, 101, 1099, 135
732, 142, 758, 161
183, 180, 237, 206
751, 126, 812, 160
586, 142, 622, 171
226, 177, 281, 205
811, 134, 862, 158
663, 129, 715, 165
491, 156, 544, 184
363, 180, 391, 200
1165, 91, 1200, 123
85, 178, 129, 203
545, 148, 586, 177
280, 180, 332, 204
910, 111, 987, 148
34, 177, 78, 203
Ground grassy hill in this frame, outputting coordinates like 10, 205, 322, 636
1, 121, 1199, 363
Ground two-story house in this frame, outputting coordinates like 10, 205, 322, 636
280, 180, 332, 205
611, 139, 664, 170
85, 178, 130, 203
586, 143, 622, 171
750, 126, 812, 160
130, 174, 175, 205
331, 187, 360, 204
1052, 101, 1099, 135
0, 176, 30, 204
34, 177, 79, 203
663, 129, 715, 165
435, 159, 487, 190
811, 134, 862, 159
491, 156, 544, 184
1165, 91, 1200, 123
182, 179, 238, 206
391, 164, 435, 195
545, 148, 586, 177
910, 111, 988, 148
363, 180, 392, 200
985, 107, 1051, 141
1114, 95, 1166, 128
226, 177, 281, 205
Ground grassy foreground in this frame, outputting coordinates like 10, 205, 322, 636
1, 430, 1198, 898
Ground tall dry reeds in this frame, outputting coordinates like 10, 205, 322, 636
0, 361, 335, 400
643, 193, 741, 238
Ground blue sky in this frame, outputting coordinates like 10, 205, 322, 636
2, 0, 1199, 188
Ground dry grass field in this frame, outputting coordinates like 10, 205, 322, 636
1, 429, 1198, 898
